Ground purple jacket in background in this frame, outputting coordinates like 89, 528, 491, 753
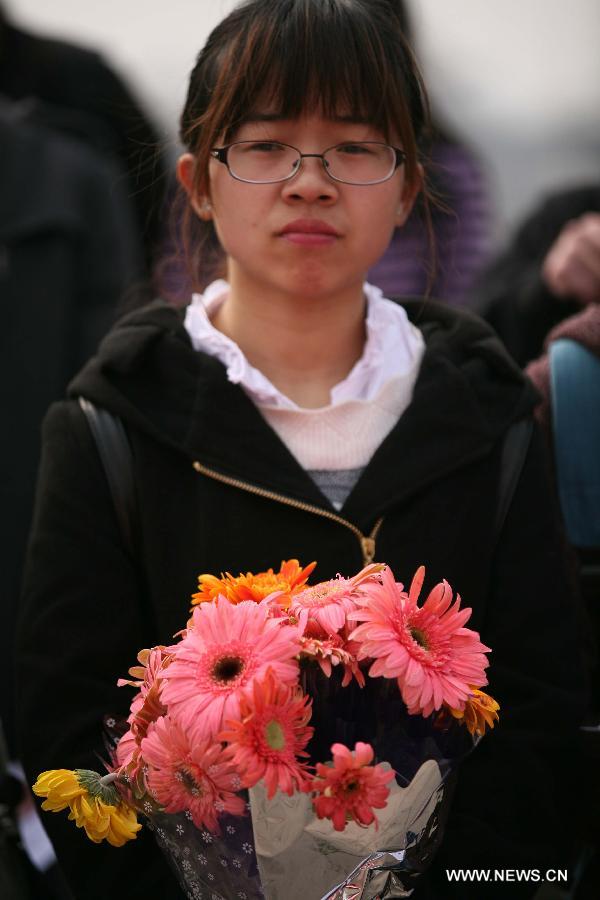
369, 139, 492, 305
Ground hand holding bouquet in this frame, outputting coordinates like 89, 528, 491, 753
34, 560, 499, 899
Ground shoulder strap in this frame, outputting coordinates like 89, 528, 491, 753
78, 397, 136, 556
494, 417, 534, 541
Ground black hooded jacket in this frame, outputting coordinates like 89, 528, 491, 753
16, 298, 587, 899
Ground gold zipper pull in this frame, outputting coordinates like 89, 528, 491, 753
360, 536, 376, 566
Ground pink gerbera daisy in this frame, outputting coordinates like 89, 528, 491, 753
141, 716, 245, 832
117, 646, 172, 693
115, 647, 172, 790
348, 566, 491, 716
291, 563, 383, 636
312, 742, 394, 831
299, 633, 365, 687
219, 669, 314, 798
115, 726, 139, 772
117, 646, 172, 722
161, 597, 301, 742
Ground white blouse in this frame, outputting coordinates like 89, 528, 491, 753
184, 279, 425, 412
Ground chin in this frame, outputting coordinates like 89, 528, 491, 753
282, 261, 347, 298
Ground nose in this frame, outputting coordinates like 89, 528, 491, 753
280, 155, 338, 204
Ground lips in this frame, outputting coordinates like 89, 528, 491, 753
280, 218, 340, 236
279, 218, 340, 246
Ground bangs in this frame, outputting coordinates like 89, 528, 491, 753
226, 4, 417, 137
182, 0, 428, 189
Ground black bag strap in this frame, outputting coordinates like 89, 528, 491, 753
78, 397, 136, 556
78, 397, 532, 557
494, 417, 534, 541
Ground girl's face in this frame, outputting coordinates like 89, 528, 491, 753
180, 113, 420, 302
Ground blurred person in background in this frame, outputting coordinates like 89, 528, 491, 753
0, 88, 144, 900
0, 93, 144, 755
473, 182, 600, 899
0, 7, 168, 893
474, 184, 600, 366
474, 184, 600, 603
0, 0, 164, 768
0, 1, 171, 276
366, 0, 492, 304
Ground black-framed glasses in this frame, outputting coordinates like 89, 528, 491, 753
210, 140, 406, 185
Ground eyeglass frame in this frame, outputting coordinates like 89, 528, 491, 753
210, 140, 407, 186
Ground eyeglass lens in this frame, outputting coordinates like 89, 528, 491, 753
226, 141, 396, 184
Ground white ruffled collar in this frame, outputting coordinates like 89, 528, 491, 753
184, 280, 424, 410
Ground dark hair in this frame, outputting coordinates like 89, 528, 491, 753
169, 0, 432, 295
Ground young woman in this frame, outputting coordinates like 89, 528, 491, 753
16, 2, 586, 898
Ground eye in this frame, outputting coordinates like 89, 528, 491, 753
335, 143, 374, 156
241, 141, 287, 153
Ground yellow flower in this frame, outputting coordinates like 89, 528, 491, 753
33, 769, 141, 847
191, 559, 317, 610
446, 688, 500, 737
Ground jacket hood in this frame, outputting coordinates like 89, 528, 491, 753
69, 297, 538, 517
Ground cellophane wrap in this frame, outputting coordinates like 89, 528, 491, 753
142, 666, 476, 900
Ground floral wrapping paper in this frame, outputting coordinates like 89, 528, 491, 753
149, 800, 264, 900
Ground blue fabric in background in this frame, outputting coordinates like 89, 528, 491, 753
550, 339, 600, 548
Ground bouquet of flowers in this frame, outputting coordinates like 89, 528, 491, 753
33, 560, 499, 899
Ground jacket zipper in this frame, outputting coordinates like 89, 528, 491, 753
192, 460, 383, 566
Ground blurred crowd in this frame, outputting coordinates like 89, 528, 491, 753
1, 2, 598, 899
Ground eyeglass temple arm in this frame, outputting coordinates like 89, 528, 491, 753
211, 148, 229, 165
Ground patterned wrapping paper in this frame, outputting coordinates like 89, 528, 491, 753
148, 800, 264, 900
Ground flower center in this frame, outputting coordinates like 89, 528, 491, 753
264, 719, 286, 751
177, 768, 203, 797
303, 580, 345, 607
212, 655, 245, 683
410, 627, 430, 650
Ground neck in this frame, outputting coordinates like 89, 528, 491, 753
210, 272, 367, 408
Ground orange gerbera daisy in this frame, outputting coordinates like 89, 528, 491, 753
191, 559, 317, 610
445, 688, 500, 736
219, 669, 314, 798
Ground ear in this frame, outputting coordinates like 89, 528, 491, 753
395, 163, 423, 227
177, 153, 213, 221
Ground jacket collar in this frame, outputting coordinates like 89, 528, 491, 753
70, 298, 538, 524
